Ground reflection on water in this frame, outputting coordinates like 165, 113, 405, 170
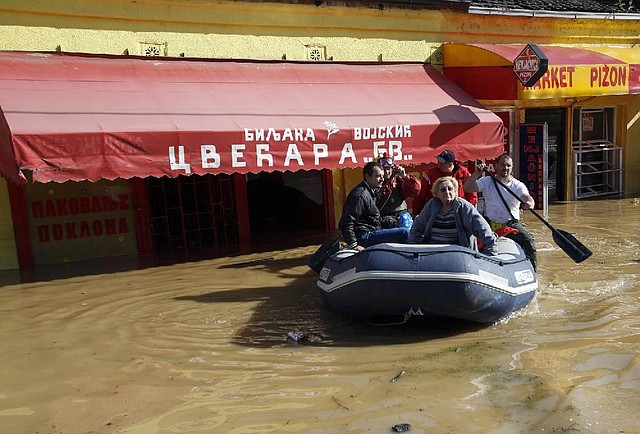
0, 198, 638, 434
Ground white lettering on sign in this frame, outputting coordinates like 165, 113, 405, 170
169, 146, 191, 174
373, 140, 405, 162
284, 144, 304, 167
354, 125, 412, 140
339, 142, 357, 164
244, 128, 315, 142
201, 145, 220, 169
515, 58, 539, 72
231, 144, 246, 168
256, 144, 273, 167
167, 125, 415, 173
168, 141, 413, 173
313, 143, 328, 165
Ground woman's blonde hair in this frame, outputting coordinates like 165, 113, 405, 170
431, 176, 459, 197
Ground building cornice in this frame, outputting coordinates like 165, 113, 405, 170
469, 6, 640, 19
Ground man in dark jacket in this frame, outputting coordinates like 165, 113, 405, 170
339, 161, 410, 251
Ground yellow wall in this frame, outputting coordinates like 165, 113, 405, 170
0, 178, 19, 270
332, 167, 364, 229
0, 1, 448, 62
1, 1, 639, 60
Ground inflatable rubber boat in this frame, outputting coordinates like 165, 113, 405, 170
316, 237, 537, 324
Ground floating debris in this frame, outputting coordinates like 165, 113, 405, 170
332, 396, 349, 410
392, 423, 412, 432
286, 330, 306, 343
390, 370, 406, 383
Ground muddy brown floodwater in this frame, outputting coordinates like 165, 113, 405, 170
0, 198, 639, 434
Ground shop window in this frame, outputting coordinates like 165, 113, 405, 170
571, 107, 623, 199
146, 174, 237, 254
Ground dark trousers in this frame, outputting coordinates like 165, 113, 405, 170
506, 221, 537, 271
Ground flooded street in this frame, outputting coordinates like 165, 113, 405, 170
0, 198, 639, 434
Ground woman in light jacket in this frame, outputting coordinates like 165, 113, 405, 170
409, 176, 497, 255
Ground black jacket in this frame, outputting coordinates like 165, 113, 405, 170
338, 181, 381, 248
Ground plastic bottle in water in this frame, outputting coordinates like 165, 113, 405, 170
398, 211, 413, 229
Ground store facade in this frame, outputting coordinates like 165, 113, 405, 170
1, 1, 638, 271
443, 43, 640, 204
0, 51, 504, 269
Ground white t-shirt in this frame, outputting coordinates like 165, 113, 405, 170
477, 176, 529, 223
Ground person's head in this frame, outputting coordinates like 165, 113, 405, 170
378, 154, 395, 180
363, 161, 384, 189
496, 153, 513, 178
432, 176, 459, 206
435, 150, 456, 174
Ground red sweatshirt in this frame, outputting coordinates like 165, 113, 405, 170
413, 163, 477, 215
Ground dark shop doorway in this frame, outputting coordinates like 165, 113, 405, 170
246, 169, 327, 241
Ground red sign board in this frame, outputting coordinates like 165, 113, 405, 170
513, 44, 549, 87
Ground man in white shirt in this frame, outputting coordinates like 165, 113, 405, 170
464, 154, 537, 270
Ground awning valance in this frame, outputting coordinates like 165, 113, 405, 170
0, 51, 504, 184
443, 43, 640, 100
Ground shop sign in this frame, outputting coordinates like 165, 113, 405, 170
520, 64, 629, 99
519, 123, 548, 212
25, 180, 137, 265
513, 44, 548, 87
31, 194, 131, 242
168, 124, 418, 175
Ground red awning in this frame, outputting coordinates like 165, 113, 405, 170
0, 51, 504, 183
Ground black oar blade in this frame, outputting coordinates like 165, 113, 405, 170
308, 237, 341, 273
552, 229, 593, 263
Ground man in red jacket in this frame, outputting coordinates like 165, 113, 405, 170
412, 150, 477, 215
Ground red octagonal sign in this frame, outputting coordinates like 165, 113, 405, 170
513, 44, 549, 87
